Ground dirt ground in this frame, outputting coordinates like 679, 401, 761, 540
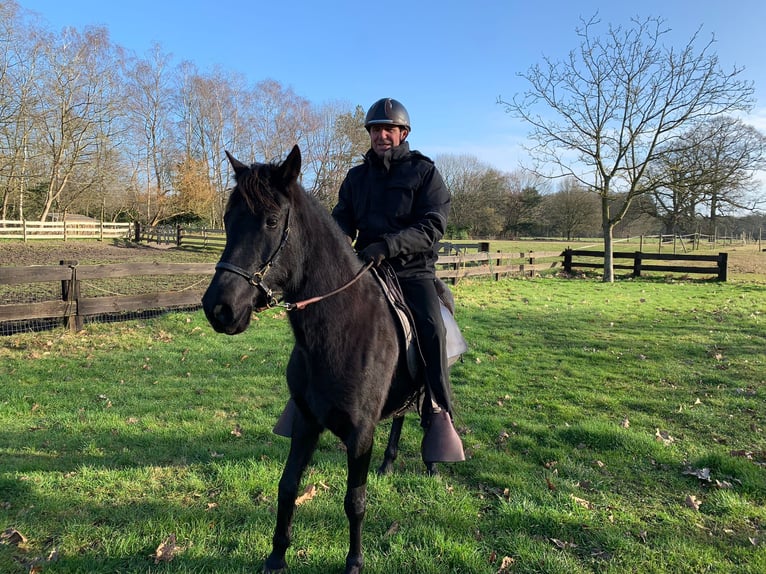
0, 240, 214, 267
1, 239, 764, 279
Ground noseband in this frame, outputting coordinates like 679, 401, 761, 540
215, 211, 290, 309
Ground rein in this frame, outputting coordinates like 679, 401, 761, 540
282, 260, 374, 311
215, 207, 374, 311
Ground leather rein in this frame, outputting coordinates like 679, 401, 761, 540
214, 210, 373, 312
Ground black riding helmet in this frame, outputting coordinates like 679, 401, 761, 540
364, 98, 411, 132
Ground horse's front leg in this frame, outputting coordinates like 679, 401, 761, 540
263, 417, 320, 574
344, 428, 374, 574
377, 415, 404, 475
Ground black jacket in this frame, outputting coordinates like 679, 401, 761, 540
332, 142, 450, 279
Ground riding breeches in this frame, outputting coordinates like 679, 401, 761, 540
397, 277, 453, 421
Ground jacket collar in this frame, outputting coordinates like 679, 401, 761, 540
365, 141, 411, 171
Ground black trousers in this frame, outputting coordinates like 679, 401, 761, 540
398, 277, 453, 422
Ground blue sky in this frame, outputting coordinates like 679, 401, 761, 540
18, 0, 766, 174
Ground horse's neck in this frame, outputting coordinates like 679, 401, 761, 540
291, 208, 366, 297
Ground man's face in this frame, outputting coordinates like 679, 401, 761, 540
370, 124, 407, 157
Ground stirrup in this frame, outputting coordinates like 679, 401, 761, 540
273, 398, 297, 437
421, 410, 465, 463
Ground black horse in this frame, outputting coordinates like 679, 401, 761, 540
202, 146, 460, 574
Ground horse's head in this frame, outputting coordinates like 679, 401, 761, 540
202, 146, 302, 334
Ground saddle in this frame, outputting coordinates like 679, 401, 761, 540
370, 264, 468, 380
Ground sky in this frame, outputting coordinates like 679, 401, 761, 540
16, 0, 766, 175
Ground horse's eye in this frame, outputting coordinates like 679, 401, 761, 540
265, 215, 279, 229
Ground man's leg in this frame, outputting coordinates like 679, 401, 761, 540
399, 278, 464, 463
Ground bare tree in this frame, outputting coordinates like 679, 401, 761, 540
543, 177, 601, 240
0, 1, 45, 219
649, 117, 766, 235
122, 44, 178, 224
302, 102, 367, 210
32, 25, 123, 221
437, 154, 497, 237
499, 15, 754, 280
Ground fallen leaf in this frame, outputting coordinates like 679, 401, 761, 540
545, 476, 556, 491
295, 484, 317, 506
655, 429, 675, 445
152, 534, 178, 564
384, 522, 400, 537
571, 495, 593, 510
620, 418, 630, 429
231, 424, 243, 437
682, 467, 711, 482
497, 555, 515, 573
0, 528, 27, 546
550, 538, 576, 549
685, 494, 701, 511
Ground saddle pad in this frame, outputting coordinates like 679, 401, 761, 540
371, 267, 468, 377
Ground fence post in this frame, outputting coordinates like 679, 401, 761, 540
527, 251, 535, 278
60, 260, 83, 332
563, 248, 572, 273
134, 221, 141, 243
633, 251, 643, 277
717, 252, 728, 281
176, 225, 182, 247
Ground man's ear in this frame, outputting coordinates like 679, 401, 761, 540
400, 128, 409, 141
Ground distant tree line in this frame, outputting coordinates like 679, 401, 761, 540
1, 2, 764, 246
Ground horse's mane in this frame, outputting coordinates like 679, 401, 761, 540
226, 161, 283, 213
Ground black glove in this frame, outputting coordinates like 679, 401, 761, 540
360, 242, 388, 266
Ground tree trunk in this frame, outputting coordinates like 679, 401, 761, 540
601, 195, 614, 282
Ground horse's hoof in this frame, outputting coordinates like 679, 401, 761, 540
263, 556, 287, 573
377, 461, 393, 476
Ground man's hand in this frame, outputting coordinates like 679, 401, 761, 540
360, 242, 388, 266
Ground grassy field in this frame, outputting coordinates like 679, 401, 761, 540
1, 272, 765, 573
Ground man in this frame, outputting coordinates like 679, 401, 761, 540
332, 97, 465, 463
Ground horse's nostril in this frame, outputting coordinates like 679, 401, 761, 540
212, 303, 233, 325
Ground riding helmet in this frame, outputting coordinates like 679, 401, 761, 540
364, 98, 411, 132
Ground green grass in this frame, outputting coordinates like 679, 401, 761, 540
1, 277, 765, 573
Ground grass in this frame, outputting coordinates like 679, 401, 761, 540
1, 276, 765, 573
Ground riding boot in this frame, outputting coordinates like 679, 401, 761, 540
421, 408, 465, 463
272, 398, 297, 437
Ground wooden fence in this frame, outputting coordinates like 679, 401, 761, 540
0, 219, 133, 241
0, 247, 561, 333
0, 261, 214, 332
0, 246, 732, 334
563, 249, 728, 280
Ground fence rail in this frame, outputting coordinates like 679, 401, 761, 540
0, 261, 214, 333
563, 249, 728, 280
0, 219, 132, 241
1, 242, 733, 335
0, 247, 562, 333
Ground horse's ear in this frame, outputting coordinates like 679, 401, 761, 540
279, 145, 301, 185
225, 150, 249, 176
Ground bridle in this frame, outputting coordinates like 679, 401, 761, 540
215, 211, 291, 310
214, 209, 373, 311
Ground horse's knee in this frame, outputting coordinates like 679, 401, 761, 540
344, 486, 367, 519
